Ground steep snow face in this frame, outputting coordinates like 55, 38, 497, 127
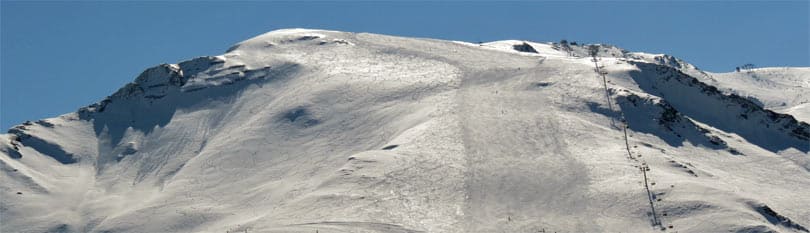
699, 67, 810, 122
626, 62, 808, 153
2, 29, 809, 233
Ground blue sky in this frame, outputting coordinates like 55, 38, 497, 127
1, 1, 808, 129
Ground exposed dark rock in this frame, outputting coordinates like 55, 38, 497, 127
628, 61, 810, 152
7, 128, 77, 164
513, 42, 538, 53
616, 93, 728, 149
752, 204, 809, 232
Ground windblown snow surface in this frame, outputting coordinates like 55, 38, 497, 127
2, 29, 809, 233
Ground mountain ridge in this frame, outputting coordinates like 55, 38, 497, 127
2, 28, 809, 233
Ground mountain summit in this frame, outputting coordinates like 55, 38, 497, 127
2, 29, 809, 233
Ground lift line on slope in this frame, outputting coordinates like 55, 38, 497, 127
590, 55, 665, 229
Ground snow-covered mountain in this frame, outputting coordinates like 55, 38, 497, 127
2, 29, 808, 233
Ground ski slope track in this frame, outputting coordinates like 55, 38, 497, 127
2, 29, 809, 233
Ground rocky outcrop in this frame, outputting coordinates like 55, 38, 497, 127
615, 91, 729, 150
628, 61, 809, 152
512, 42, 538, 53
